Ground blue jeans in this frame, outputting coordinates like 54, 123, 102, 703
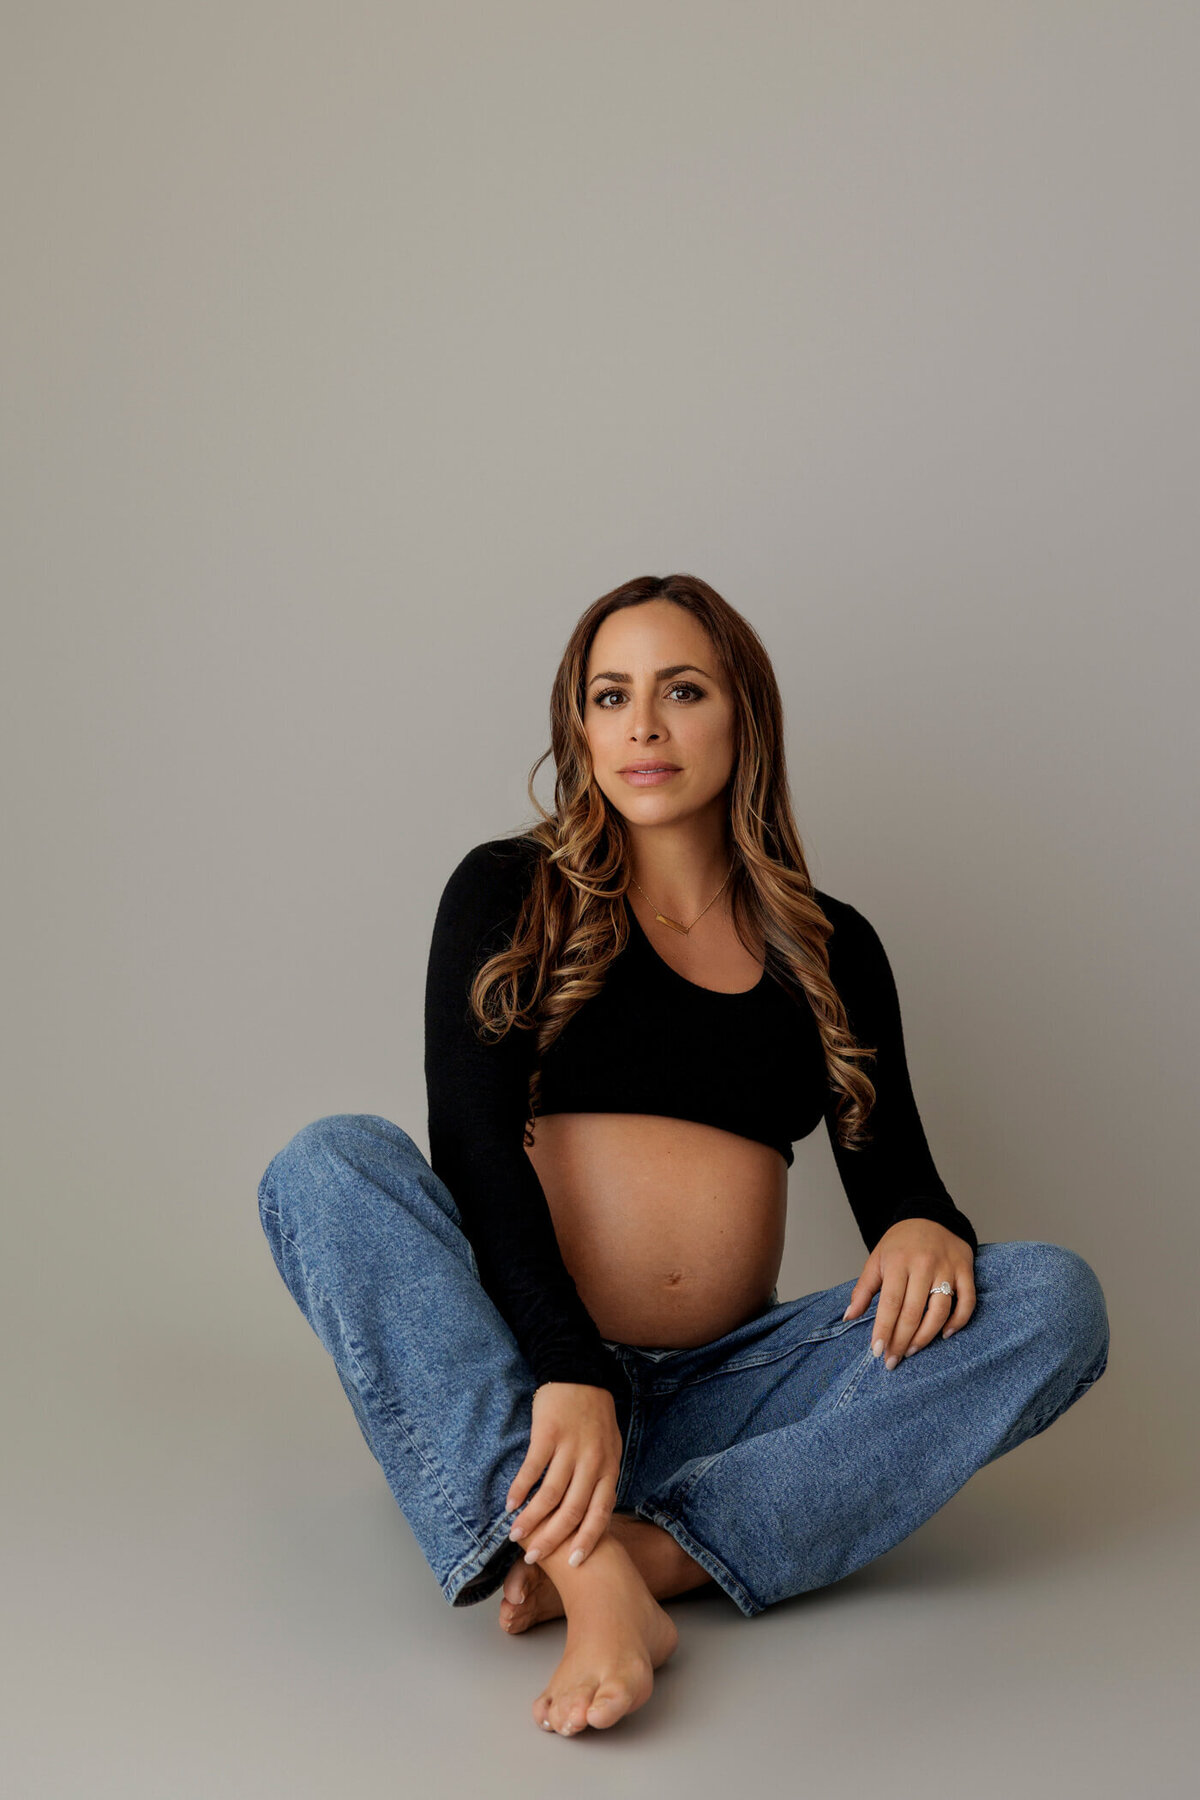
256, 1113, 1110, 1617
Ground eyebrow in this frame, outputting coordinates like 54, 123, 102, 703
587, 664, 711, 686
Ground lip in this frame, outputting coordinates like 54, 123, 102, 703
619, 765, 680, 786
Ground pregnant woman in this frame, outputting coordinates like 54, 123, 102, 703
257, 572, 1109, 1738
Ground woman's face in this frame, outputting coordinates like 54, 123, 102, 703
582, 599, 737, 829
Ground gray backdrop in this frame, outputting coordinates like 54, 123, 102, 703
3, 3, 1195, 1796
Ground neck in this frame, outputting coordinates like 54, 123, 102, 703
626, 815, 733, 921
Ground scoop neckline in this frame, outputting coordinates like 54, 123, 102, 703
622, 894, 768, 998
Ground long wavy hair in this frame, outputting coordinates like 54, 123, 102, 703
468, 573, 878, 1152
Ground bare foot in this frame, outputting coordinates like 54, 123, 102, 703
527, 1531, 679, 1735
499, 1552, 562, 1632
499, 1511, 710, 1634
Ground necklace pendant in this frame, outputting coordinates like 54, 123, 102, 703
655, 913, 689, 934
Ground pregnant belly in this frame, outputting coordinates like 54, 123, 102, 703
523, 1112, 788, 1349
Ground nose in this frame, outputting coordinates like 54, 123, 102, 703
628, 700, 663, 741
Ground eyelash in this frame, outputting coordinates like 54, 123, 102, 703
592, 682, 705, 709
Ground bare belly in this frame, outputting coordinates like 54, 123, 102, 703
524, 1112, 788, 1348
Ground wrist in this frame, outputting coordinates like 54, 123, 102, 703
532, 1378, 616, 1402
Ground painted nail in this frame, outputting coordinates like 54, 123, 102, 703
524, 1547, 541, 1564
905, 1347, 916, 1358
872, 1338, 884, 1357
568, 1549, 583, 1567
885, 1355, 897, 1370
509, 1526, 524, 1540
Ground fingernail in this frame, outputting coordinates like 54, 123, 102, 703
524, 1547, 540, 1565
872, 1338, 884, 1357
568, 1549, 583, 1566
509, 1526, 524, 1540
904, 1347, 916, 1357
841, 1306, 850, 1319
885, 1355, 897, 1370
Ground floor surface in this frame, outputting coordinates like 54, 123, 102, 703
6, 1314, 1194, 1800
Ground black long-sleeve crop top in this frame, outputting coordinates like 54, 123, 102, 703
423, 833, 978, 1400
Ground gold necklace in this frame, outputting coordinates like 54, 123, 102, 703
629, 865, 734, 936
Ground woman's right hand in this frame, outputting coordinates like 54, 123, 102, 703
504, 1382, 623, 1568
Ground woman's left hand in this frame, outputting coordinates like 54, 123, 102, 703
841, 1219, 977, 1369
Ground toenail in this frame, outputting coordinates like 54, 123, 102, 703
542, 1720, 552, 1730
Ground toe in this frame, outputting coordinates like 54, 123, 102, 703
586, 1681, 631, 1728
558, 1689, 592, 1735
502, 1562, 528, 1606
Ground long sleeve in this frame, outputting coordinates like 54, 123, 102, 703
820, 895, 979, 1256
423, 837, 623, 1398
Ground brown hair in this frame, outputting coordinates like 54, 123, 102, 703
469, 572, 878, 1151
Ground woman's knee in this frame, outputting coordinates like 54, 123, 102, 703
257, 1113, 425, 1225
982, 1239, 1109, 1379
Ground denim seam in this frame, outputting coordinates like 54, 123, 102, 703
261, 1205, 496, 1561
305, 1128, 517, 1548
635, 1500, 761, 1617
615, 1384, 643, 1509
443, 1507, 526, 1607
833, 1336, 878, 1409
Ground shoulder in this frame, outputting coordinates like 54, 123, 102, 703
812, 886, 877, 943
811, 887, 889, 983
441, 833, 543, 899
433, 833, 544, 941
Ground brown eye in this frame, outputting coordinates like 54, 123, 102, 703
591, 683, 704, 708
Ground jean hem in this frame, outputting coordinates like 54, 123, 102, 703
443, 1508, 525, 1609
634, 1500, 764, 1618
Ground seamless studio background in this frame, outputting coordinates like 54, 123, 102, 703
2, 3, 1196, 1796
